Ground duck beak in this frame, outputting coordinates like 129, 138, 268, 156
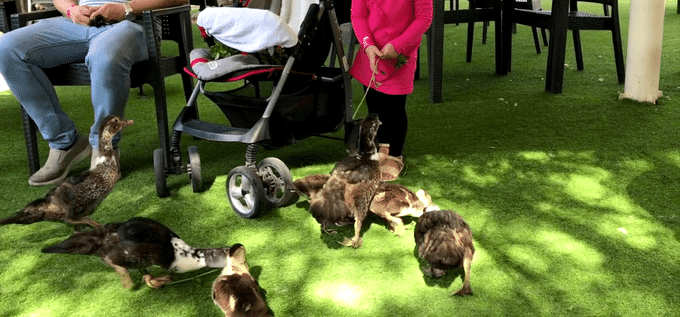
123, 119, 134, 127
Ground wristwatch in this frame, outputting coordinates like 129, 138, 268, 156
123, 2, 135, 21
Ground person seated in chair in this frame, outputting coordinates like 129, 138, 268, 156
0, 0, 187, 186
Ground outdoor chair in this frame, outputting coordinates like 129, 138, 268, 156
502, 0, 625, 92
0, 0, 16, 33
0, 0, 194, 174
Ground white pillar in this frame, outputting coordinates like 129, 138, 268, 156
619, 0, 666, 104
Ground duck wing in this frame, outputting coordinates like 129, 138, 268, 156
105, 218, 179, 270
116, 217, 179, 243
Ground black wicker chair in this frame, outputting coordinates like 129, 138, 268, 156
0, 0, 194, 174
502, 0, 624, 93
0, 0, 17, 33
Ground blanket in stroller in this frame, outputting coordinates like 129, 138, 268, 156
197, 7, 298, 53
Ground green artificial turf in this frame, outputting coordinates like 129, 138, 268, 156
1, 1, 679, 316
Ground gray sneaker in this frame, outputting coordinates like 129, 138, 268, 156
28, 134, 92, 186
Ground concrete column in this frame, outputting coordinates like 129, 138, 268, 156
620, 0, 666, 104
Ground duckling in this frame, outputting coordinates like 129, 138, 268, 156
1, 116, 133, 231
370, 183, 439, 237
304, 114, 383, 248
414, 209, 474, 296
212, 244, 271, 317
41, 217, 232, 289
293, 174, 330, 200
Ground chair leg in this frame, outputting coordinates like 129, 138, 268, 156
531, 27, 541, 54
466, 21, 475, 63
611, 28, 625, 84
21, 106, 40, 175
541, 28, 549, 46
493, 12, 503, 74
572, 29, 584, 71
150, 80, 173, 172
482, 21, 489, 45
180, 73, 197, 121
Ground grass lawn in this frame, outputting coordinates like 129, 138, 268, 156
0, 1, 679, 316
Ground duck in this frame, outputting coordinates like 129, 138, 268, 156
414, 209, 475, 296
369, 183, 439, 237
0, 115, 133, 231
212, 244, 271, 317
297, 114, 383, 248
41, 217, 232, 289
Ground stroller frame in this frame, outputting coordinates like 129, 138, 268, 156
154, 0, 355, 218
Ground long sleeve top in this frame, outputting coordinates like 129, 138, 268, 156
349, 0, 432, 95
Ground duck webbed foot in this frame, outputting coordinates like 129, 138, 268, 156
339, 236, 363, 248
321, 224, 337, 234
452, 285, 473, 296
105, 258, 134, 289
390, 219, 406, 237
66, 217, 102, 232
143, 274, 173, 288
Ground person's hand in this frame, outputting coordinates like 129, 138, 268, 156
380, 43, 398, 60
90, 3, 127, 25
68, 5, 95, 26
365, 45, 382, 75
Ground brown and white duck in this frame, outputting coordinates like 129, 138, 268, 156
369, 183, 439, 237
296, 114, 383, 248
414, 209, 475, 296
212, 244, 271, 317
1, 116, 133, 231
42, 217, 232, 289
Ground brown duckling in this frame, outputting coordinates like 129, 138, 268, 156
42, 217, 232, 289
370, 183, 439, 237
414, 209, 475, 296
301, 114, 383, 248
1, 116, 133, 231
212, 244, 271, 317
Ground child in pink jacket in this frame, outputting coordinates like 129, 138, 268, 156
350, 0, 432, 181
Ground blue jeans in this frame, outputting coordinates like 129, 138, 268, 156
0, 17, 148, 150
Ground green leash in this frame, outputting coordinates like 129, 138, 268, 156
353, 67, 379, 120
165, 268, 221, 285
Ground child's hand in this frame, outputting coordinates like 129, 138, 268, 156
380, 43, 398, 59
365, 45, 382, 75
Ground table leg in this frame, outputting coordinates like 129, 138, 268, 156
429, 0, 444, 103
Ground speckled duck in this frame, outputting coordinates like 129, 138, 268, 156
42, 217, 232, 289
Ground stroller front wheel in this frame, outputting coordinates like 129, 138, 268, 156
227, 166, 265, 218
257, 157, 299, 208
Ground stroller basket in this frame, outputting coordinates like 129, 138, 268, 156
204, 67, 345, 148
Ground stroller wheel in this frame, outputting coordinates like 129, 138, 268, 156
153, 148, 169, 198
227, 166, 265, 218
187, 146, 202, 193
257, 157, 299, 207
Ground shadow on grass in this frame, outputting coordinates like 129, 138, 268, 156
627, 162, 680, 241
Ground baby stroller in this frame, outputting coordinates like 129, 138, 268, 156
153, 0, 355, 218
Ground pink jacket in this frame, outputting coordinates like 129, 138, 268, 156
349, 0, 433, 95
